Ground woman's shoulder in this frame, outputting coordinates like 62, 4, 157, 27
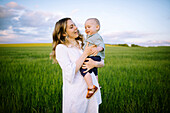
56, 44, 67, 48
56, 44, 68, 51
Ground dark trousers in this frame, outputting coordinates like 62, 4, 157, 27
80, 56, 101, 77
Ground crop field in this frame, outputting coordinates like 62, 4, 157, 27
0, 44, 169, 113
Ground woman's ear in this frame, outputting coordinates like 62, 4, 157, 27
62, 33, 66, 36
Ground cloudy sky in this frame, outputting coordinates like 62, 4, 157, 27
0, 0, 170, 46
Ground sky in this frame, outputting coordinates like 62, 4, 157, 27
0, 0, 170, 46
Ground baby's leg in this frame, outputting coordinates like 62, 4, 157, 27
80, 56, 99, 98
84, 72, 98, 99
96, 76, 98, 82
80, 61, 93, 89
92, 67, 101, 88
93, 67, 99, 82
84, 72, 93, 89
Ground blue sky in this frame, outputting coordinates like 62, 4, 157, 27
0, 0, 170, 46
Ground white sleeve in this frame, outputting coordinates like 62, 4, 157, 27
55, 44, 76, 83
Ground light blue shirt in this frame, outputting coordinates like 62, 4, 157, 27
84, 33, 105, 59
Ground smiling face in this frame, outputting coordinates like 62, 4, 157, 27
66, 19, 78, 39
85, 19, 100, 36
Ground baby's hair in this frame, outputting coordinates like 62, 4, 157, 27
86, 18, 100, 31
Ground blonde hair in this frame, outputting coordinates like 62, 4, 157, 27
86, 18, 100, 31
50, 17, 84, 64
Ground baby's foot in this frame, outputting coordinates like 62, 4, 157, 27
86, 85, 98, 99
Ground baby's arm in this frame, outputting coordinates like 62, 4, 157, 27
92, 46, 104, 56
97, 46, 104, 52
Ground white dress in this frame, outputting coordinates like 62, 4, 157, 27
55, 44, 102, 113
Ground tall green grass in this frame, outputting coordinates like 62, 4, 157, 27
0, 46, 169, 113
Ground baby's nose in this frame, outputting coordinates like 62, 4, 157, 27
74, 26, 77, 30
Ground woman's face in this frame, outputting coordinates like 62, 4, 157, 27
66, 19, 78, 39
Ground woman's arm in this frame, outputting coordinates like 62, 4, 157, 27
94, 59, 104, 67
55, 43, 95, 83
75, 42, 95, 73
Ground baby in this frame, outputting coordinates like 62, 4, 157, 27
80, 18, 105, 99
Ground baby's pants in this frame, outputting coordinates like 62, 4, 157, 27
80, 56, 101, 77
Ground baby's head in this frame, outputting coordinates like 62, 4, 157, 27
85, 18, 100, 36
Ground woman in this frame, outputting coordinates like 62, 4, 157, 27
50, 17, 104, 113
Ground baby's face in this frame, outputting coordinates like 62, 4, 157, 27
85, 19, 99, 36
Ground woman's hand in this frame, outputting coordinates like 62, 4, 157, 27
91, 47, 98, 56
82, 58, 104, 73
84, 42, 96, 56
82, 58, 95, 72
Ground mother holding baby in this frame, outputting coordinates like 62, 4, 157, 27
50, 17, 104, 113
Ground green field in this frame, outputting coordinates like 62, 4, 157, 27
0, 45, 169, 113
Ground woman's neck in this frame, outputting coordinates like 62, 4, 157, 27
66, 38, 78, 48
68, 38, 76, 45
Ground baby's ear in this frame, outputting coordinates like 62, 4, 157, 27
96, 25, 100, 31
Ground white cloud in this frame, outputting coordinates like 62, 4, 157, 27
0, 29, 19, 44
18, 27, 38, 35
5, 2, 24, 10
34, 38, 50, 41
0, 26, 14, 36
134, 40, 170, 47
0, 2, 65, 44
102, 31, 150, 44
101, 31, 170, 46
